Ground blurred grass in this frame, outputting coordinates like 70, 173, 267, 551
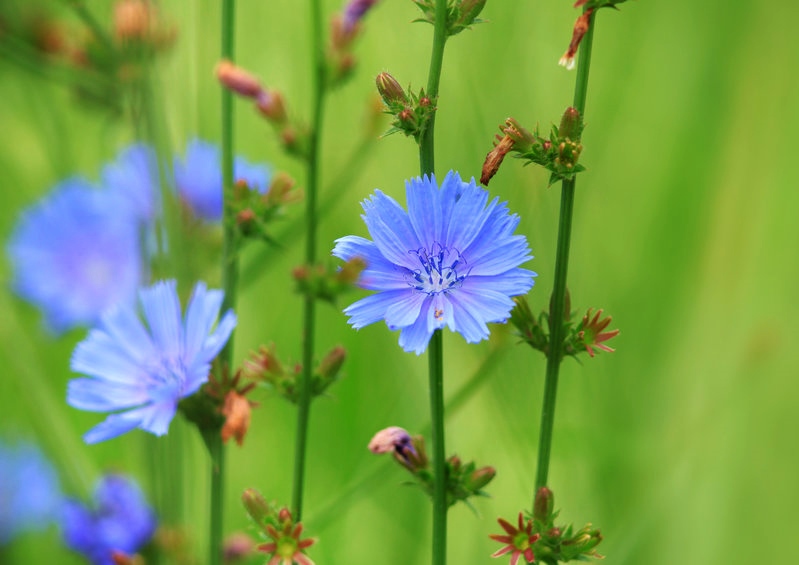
2, 0, 799, 564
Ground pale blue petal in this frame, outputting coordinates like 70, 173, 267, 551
467, 237, 532, 276
406, 175, 442, 248
183, 362, 212, 396
448, 293, 491, 343
97, 305, 158, 369
83, 411, 145, 444
344, 290, 409, 329
333, 236, 409, 290
438, 171, 462, 236
139, 280, 182, 359
454, 287, 516, 323
362, 190, 420, 269
445, 181, 492, 251
183, 282, 223, 361
67, 378, 148, 412
384, 291, 427, 329
196, 309, 237, 361
464, 268, 537, 296
398, 296, 435, 355
139, 402, 177, 436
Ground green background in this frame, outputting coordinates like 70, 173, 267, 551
1, 1, 798, 564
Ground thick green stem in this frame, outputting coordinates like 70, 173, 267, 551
292, 0, 326, 521
533, 10, 597, 496
419, 2, 449, 564
210, 2, 236, 564
427, 330, 447, 565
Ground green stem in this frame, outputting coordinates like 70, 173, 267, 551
418, 0, 449, 175
209, 433, 226, 565
427, 330, 447, 565
419, 2, 449, 564
533, 9, 597, 496
63, 0, 116, 54
210, 2, 236, 564
292, 0, 326, 521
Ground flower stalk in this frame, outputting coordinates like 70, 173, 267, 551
421, 2, 449, 564
534, 8, 597, 496
213, 1, 237, 564
292, 0, 327, 521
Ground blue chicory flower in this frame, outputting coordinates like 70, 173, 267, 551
68, 279, 237, 443
62, 474, 156, 565
0, 440, 62, 545
102, 143, 160, 224
7, 178, 143, 334
333, 171, 536, 355
173, 138, 270, 222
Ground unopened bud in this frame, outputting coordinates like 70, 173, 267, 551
534, 486, 554, 521
114, 0, 152, 41
466, 466, 496, 491
264, 172, 301, 206
456, 0, 487, 27
559, 107, 582, 140
236, 209, 257, 234
547, 527, 562, 538
317, 345, 346, 381
277, 507, 292, 525
419, 96, 432, 107
398, 108, 415, 125
376, 72, 407, 106
242, 489, 270, 524
216, 60, 263, 99
256, 90, 287, 123
448, 455, 462, 472
368, 426, 412, 454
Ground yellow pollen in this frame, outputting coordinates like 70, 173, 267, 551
434, 308, 444, 320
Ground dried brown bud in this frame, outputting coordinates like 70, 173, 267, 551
255, 90, 287, 123
216, 60, 263, 99
559, 9, 593, 70
220, 391, 252, 446
481, 135, 515, 186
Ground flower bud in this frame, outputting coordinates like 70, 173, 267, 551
277, 507, 293, 525
465, 466, 496, 491
255, 90, 287, 124
559, 106, 582, 140
264, 172, 302, 206
242, 489, 271, 524
455, 0, 487, 28
534, 486, 554, 521
375, 72, 408, 106
317, 345, 346, 381
216, 60, 263, 99
114, 0, 152, 42
368, 426, 412, 454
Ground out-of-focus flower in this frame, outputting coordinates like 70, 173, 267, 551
102, 144, 160, 224
333, 171, 536, 354
7, 178, 142, 333
256, 507, 316, 565
173, 139, 271, 222
62, 474, 156, 565
0, 440, 62, 545
342, 0, 380, 32
68, 280, 236, 443
490, 513, 540, 565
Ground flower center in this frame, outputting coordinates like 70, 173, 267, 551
408, 244, 467, 295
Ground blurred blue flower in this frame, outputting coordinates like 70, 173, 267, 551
62, 474, 156, 565
342, 0, 380, 31
68, 280, 237, 443
7, 178, 143, 333
0, 440, 62, 545
102, 143, 160, 224
173, 138, 270, 222
333, 171, 536, 355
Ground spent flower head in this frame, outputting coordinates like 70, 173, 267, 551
578, 308, 619, 357
490, 513, 540, 565
333, 171, 536, 354
68, 280, 236, 443
62, 474, 156, 565
256, 507, 316, 565
7, 178, 142, 333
